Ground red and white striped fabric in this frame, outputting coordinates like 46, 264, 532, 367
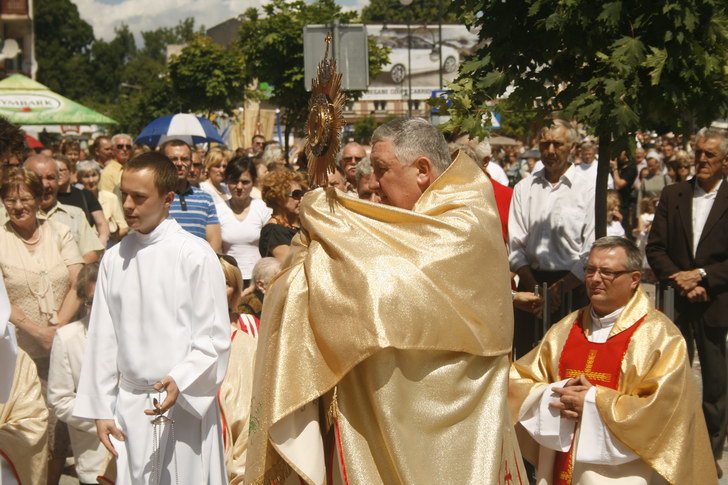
238, 314, 260, 338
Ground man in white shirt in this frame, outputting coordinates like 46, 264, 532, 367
510, 237, 716, 484
646, 126, 728, 476
73, 151, 231, 484
509, 119, 595, 357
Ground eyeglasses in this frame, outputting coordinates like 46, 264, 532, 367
116, 144, 133, 150
3, 197, 34, 206
584, 266, 633, 281
287, 189, 306, 200
342, 156, 363, 163
217, 253, 238, 267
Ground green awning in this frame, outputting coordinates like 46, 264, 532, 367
0, 74, 117, 125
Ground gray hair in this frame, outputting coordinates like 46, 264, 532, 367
590, 236, 642, 272
260, 144, 284, 166
252, 257, 281, 286
473, 139, 492, 160
451, 143, 478, 163
371, 118, 451, 174
76, 160, 102, 177
540, 119, 579, 145
111, 133, 133, 145
696, 127, 728, 156
354, 156, 373, 185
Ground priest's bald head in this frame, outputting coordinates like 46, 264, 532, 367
585, 237, 642, 317
121, 152, 177, 234
369, 118, 452, 210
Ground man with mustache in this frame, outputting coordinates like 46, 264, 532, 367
510, 237, 715, 484
25, 155, 104, 263
646, 126, 728, 477
509, 119, 595, 358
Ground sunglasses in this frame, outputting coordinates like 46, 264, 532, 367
342, 156, 363, 163
116, 144, 133, 150
287, 189, 306, 200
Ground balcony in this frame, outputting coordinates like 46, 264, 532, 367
1, 0, 28, 16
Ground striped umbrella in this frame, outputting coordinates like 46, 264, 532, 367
135, 113, 224, 147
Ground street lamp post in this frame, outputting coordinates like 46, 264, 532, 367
400, 0, 413, 117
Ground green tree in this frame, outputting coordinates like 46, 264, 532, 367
238, 0, 390, 154
437, 0, 728, 236
351, 116, 379, 143
361, 0, 459, 24
34, 0, 95, 99
167, 35, 249, 115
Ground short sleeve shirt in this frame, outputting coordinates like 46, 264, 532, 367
169, 184, 220, 240
259, 223, 299, 257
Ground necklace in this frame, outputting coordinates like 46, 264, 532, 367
271, 215, 297, 229
10, 220, 40, 245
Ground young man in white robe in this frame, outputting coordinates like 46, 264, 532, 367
73, 151, 231, 485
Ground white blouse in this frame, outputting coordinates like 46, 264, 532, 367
217, 199, 273, 279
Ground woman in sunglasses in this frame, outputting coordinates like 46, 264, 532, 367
259, 169, 308, 261
216, 157, 272, 288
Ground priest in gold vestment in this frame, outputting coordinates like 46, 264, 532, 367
245, 118, 525, 485
0, 277, 48, 485
510, 237, 716, 484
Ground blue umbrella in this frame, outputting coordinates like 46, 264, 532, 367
135, 113, 225, 147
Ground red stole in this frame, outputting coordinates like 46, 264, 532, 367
552, 311, 646, 484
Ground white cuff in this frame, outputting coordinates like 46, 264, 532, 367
576, 387, 638, 465
520, 379, 575, 452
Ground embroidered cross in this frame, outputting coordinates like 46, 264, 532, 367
565, 349, 611, 382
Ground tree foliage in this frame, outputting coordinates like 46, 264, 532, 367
167, 35, 249, 115
437, 0, 728, 235
35, 0, 95, 99
361, 0, 459, 25
238, 0, 390, 150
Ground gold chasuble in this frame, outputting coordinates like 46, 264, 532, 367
0, 348, 48, 485
509, 287, 716, 485
245, 153, 525, 485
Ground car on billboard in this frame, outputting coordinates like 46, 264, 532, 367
381, 35, 460, 84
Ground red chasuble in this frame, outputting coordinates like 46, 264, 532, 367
553, 312, 646, 484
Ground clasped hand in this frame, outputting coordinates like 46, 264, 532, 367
549, 374, 593, 421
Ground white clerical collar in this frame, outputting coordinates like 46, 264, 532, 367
133, 216, 176, 246
590, 305, 625, 330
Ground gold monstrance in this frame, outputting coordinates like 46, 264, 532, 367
305, 33, 347, 186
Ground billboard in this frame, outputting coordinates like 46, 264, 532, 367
363, 24, 479, 101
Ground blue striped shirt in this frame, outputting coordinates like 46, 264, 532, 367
169, 185, 219, 240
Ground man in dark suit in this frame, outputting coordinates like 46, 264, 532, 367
646, 126, 728, 475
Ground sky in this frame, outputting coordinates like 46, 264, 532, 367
74, 0, 367, 42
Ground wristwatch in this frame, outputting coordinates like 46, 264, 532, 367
698, 268, 708, 280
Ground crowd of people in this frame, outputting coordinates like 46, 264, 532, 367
0, 114, 726, 485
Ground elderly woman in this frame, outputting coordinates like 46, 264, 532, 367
200, 147, 232, 204
1, 167, 84, 483
55, 154, 110, 247
259, 169, 308, 261
217, 157, 272, 287
260, 144, 286, 171
76, 160, 128, 244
